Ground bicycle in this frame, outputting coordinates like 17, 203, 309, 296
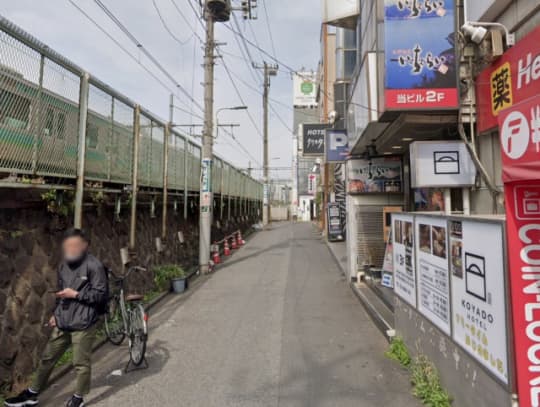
104, 266, 148, 370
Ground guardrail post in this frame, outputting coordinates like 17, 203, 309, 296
31, 54, 45, 174
73, 72, 90, 229
162, 123, 170, 240
129, 105, 141, 250
184, 140, 189, 220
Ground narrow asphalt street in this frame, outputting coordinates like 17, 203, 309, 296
42, 222, 419, 407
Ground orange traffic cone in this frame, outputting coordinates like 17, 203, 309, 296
224, 240, 231, 256
212, 243, 221, 264
237, 231, 244, 246
231, 235, 238, 250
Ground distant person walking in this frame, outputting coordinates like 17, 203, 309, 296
5, 229, 108, 407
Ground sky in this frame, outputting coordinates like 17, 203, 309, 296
0, 0, 322, 179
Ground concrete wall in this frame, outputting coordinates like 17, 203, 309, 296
395, 297, 514, 407
270, 206, 289, 221
0, 189, 255, 392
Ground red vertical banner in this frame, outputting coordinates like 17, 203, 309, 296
500, 95, 540, 406
504, 182, 540, 407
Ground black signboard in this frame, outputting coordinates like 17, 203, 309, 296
302, 124, 326, 156
327, 202, 344, 241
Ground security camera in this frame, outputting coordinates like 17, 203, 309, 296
329, 110, 338, 124
462, 21, 515, 47
462, 22, 488, 44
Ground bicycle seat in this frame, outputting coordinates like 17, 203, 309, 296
125, 294, 144, 302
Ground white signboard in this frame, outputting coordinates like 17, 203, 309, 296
410, 141, 476, 188
450, 219, 508, 384
415, 215, 451, 335
293, 72, 318, 108
392, 213, 416, 307
322, 0, 360, 26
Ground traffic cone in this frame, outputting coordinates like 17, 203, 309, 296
212, 243, 221, 265
231, 235, 238, 250
224, 239, 231, 256
237, 231, 244, 246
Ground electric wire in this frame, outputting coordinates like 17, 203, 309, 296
152, 0, 194, 45
93, 0, 204, 112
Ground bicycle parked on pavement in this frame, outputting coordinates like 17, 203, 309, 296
104, 266, 148, 370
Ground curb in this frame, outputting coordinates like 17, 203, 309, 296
324, 239, 394, 342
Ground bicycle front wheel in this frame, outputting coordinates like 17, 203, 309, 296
129, 303, 148, 366
104, 297, 125, 346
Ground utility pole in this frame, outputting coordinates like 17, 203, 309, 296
254, 62, 278, 225
199, 4, 216, 275
198, 0, 255, 273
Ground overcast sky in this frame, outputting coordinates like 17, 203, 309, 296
0, 0, 322, 178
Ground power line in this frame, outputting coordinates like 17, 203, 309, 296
170, 0, 204, 43
93, 0, 204, 112
152, 0, 194, 45
218, 53, 264, 139
68, 0, 186, 103
261, 0, 277, 58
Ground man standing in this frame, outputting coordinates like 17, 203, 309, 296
5, 229, 108, 407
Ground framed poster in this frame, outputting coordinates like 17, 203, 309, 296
327, 203, 344, 241
347, 156, 403, 194
415, 215, 451, 335
392, 213, 416, 307
450, 218, 508, 384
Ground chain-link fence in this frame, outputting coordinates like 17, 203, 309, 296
0, 16, 262, 205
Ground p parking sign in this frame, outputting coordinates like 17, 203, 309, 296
325, 129, 349, 163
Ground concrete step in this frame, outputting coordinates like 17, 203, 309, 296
350, 282, 395, 341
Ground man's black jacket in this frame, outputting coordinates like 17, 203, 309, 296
53, 253, 108, 331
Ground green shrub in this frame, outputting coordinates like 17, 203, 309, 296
153, 265, 186, 291
411, 355, 452, 407
386, 338, 452, 407
385, 336, 412, 367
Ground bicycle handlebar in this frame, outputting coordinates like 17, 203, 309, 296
109, 266, 147, 281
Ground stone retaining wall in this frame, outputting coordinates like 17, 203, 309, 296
0, 190, 256, 391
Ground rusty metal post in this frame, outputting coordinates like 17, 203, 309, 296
162, 123, 170, 240
129, 105, 141, 250
74, 72, 90, 229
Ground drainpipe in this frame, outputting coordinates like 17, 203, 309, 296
74, 72, 90, 229
129, 105, 141, 250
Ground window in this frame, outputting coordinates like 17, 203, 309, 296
44, 108, 54, 136
87, 123, 99, 149
0, 89, 30, 130
56, 112, 66, 139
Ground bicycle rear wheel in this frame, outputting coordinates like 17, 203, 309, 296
129, 303, 148, 366
104, 297, 125, 346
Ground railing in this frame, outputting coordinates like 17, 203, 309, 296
0, 16, 263, 237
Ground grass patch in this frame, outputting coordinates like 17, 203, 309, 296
144, 290, 162, 304
385, 336, 411, 367
386, 337, 452, 407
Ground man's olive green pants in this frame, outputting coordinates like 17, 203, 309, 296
31, 325, 97, 396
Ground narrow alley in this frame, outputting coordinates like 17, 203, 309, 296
41, 223, 418, 407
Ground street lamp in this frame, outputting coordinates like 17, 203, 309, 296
215, 106, 247, 139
